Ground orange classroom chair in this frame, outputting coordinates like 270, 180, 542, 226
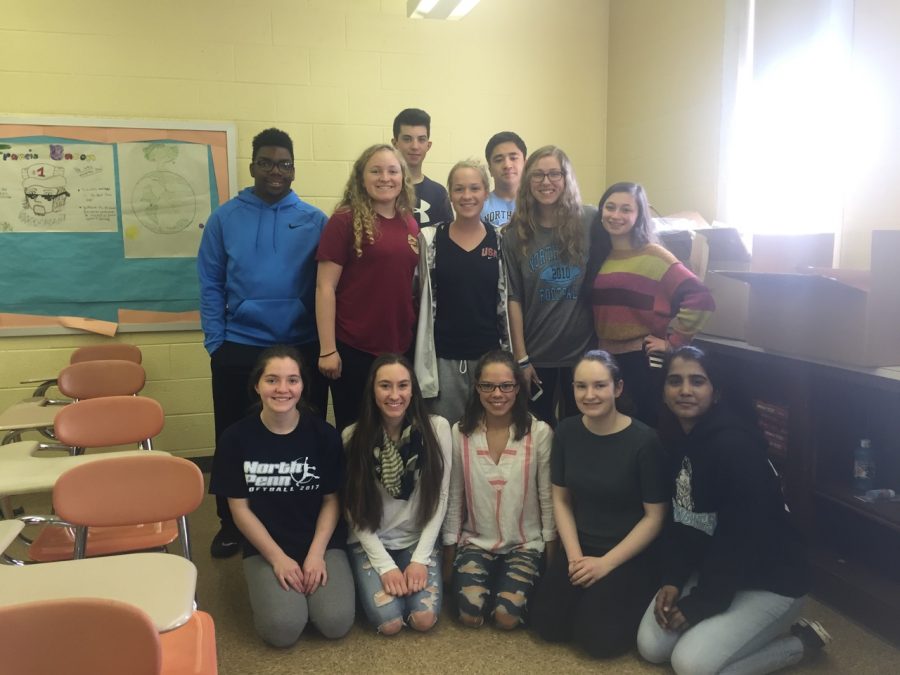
0, 597, 217, 675
26, 452, 203, 562
21, 343, 142, 397
1, 359, 147, 445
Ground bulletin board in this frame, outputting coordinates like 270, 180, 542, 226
0, 116, 237, 335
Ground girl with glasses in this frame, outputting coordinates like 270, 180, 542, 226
414, 160, 510, 425
441, 350, 556, 629
532, 350, 669, 658
316, 144, 419, 431
503, 145, 599, 428
343, 354, 451, 635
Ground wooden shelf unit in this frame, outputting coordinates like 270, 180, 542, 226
696, 336, 900, 645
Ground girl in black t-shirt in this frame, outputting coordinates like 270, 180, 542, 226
414, 159, 509, 426
531, 349, 668, 658
209, 345, 354, 648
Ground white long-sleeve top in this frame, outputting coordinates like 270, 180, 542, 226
442, 418, 556, 553
344, 415, 452, 576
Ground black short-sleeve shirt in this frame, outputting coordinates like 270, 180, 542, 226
551, 416, 669, 552
209, 413, 346, 561
433, 225, 501, 359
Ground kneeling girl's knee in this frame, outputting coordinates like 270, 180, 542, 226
409, 609, 437, 632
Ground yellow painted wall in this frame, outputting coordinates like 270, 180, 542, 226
0, 0, 609, 457
605, 0, 725, 219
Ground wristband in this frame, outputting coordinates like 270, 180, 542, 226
517, 355, 531, 367
318, 350, 337, 359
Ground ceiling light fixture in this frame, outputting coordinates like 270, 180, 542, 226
407, 0, 481, 21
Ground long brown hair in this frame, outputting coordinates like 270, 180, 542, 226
343, 354, 444, 532
507, 145, 586, 264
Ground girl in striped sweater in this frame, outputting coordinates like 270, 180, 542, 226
588, 182, 715, 426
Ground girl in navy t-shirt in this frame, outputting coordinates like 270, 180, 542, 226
210, 345, 354, 647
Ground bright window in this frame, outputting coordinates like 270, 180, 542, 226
717, 0, 870, 239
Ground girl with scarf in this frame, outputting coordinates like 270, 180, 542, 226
342, 354, 452, 635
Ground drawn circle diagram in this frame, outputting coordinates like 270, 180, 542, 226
132, 170, 196, 234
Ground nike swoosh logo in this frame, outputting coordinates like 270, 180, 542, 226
288, 222, 302, 229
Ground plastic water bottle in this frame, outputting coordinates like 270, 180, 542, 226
853, 439, 875, 492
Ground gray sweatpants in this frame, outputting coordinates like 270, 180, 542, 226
243, 548, 355, 648
426, 357, 480, 426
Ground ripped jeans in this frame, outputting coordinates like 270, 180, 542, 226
348, 541, 442, 632
453, 544, 542, 627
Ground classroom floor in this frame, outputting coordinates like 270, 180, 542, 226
186, 480, 900, 675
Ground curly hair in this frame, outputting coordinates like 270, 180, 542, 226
507, 145, 585, 264
335, 144, 415, 258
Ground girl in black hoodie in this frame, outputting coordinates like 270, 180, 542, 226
637, 346, 830, 674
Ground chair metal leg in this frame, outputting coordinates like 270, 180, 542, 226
177, 515, 192, 561
73, 526, 88, 559
2, 430, 23, 444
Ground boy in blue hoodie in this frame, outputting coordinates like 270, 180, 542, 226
198, 128, 328, 558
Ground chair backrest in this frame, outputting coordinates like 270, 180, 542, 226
57, 359, 146, 400
70, 343, 143, 365
0, 597, 161, 675
53, 454, 205, 527
53, 395, 164, 448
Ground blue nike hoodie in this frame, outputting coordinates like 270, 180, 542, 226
197, 188, 327, 354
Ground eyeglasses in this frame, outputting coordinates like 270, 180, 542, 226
529, 170, 565, 184
254, 158, 294, 172
25, 190, 70, 201
476, 382, 518, 393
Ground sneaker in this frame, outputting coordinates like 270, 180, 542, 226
791, 618, 832, 651
210, 525, 241, 559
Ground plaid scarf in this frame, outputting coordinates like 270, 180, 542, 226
373, 422, 425, 501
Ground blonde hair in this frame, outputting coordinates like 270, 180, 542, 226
446, 158, 490, 194
507, 145, 585, 264
336, 144, 415, 257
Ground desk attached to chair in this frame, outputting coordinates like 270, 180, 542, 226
0, 551, 197, 632
0, 441, 165, 497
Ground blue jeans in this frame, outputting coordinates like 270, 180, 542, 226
348, 541, 442, 633
637, 575, 806, 675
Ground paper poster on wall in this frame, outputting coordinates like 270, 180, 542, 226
0, 142, 117, 232
118, 142, 211, 258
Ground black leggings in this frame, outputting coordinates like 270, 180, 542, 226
531, 546, 658, 658
528, 366, 578, 429
327, 342, 377, 432
614, 350, 664, 428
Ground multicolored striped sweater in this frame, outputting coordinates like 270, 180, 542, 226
590, 244, 715, 350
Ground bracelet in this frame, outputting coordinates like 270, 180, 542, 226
517, 355, 530, 367
318, 350, 337, 359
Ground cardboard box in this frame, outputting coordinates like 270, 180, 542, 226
694, 228, 753, 340
721, 230, 900, 368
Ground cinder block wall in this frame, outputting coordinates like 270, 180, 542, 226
0, 0, 609, 457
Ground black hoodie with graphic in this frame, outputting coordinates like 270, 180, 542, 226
658, 404, 809, 625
